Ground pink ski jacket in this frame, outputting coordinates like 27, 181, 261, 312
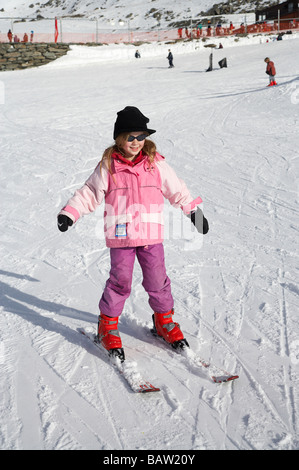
59, 152, 203, 248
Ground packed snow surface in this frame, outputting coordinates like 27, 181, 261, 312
0, 35, 298, 450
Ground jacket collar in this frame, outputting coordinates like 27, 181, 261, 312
112, 150, 145, 166
112, 151, 147, 173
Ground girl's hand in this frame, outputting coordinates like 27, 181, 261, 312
57, 214, 73, 232
187, 208, 209, 234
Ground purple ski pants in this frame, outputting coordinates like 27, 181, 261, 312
99, 243, 174, 317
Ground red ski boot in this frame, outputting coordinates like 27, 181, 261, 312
96, 313, 125, 362
152, 309, 189, 350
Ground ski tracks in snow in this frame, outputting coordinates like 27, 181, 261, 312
1, 39, 299, 450
152, 76, 299, 448
0, 312, 115, 449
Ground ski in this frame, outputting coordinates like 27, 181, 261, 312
183, 347, 239, 384
151, 327, 239, 384
79, 328, 160, 394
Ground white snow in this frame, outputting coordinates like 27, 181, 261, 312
0, 0, 257, 27
0, 33, 298, 450
0, 0, 262, 36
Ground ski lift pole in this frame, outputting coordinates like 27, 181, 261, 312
128, 19, 131, 43
60, 17, 63, 43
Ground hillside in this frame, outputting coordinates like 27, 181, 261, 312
0, 0, 281, 29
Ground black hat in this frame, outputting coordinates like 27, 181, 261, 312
113, 106, 156, 140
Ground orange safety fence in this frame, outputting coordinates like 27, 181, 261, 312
233, 20, 299, 35
0, 30, 178, 44
183, 21, 299, 38
0, 21, 298, 44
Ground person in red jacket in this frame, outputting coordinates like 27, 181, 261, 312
264, 57, 277, 86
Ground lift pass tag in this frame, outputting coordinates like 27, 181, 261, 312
115, 224, 127, 238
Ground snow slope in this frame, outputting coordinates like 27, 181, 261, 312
0, 0, 235, 25
0, 0, 260, 30
0, 35, 298, 450
0, 0, 246, 19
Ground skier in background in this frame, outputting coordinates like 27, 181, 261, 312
7, 29, 13, 42
264, 57, 277, 86
167, 49, 174, 68
57, 106, 208, 361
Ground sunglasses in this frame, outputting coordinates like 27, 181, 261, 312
127, 134, 148, 142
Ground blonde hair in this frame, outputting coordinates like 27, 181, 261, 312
99, 132, 157, 177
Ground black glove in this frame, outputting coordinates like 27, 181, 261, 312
187, 208, 209, 234
266, 71, 269, 75
57, 214, 73, 232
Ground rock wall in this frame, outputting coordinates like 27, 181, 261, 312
0, 43, 70, 71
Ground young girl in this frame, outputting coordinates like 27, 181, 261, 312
58, 106, 209, 361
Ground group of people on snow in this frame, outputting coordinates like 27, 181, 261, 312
56, 52, 277, 358
7, 29, 34, 43
135, 48, 174, 68
55, 32, 277, 359
134, 45, 277, 85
